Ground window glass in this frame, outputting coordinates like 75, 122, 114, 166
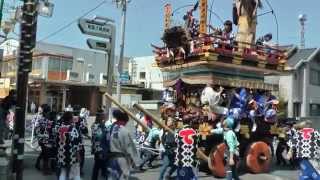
48, 58, 60, 71
310, 104, 320, 116
310, 69, 320, 86
32, 58, 42, 70
61, 60, 73, 71
140, 72, 146, 79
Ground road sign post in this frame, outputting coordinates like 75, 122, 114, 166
86, 38, 111, 51
78, 17, 115, 120
78, 18, 113, 38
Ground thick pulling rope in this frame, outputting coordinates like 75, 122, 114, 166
133, 103, 210, 164
104, 93, 150, 133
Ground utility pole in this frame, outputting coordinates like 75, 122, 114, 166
116, 0, 128, 102
12, 0, 38, 179
0, 0, 4, 29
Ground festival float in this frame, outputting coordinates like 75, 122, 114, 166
151, 0, 292, 177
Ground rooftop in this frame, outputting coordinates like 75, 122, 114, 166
287, 48, 318, 67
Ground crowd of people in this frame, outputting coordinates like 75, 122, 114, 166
159, 84, 320, 180
0, 89, 319, 180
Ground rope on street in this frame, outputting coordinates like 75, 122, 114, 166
136, 145, 163, 155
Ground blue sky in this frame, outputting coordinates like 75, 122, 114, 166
32, 0, 320, 57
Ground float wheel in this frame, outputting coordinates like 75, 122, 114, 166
209, 143, 227, 177
245, 141, 272, 173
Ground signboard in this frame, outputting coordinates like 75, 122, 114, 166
120, 71, 130, 84
78, 18, 113, 38
199, 0, 207, 34
87, 38, 111, 51
164, 4, 172, 30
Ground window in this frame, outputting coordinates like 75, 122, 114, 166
293, 102, 301, 117
310, 104, 320, 116
32, 58, 42, 70
48, 57, 73, 72
310, 69, 320, 86
61, 60, 73, 71
48, 58, 60, 71
140, 72, 146, 79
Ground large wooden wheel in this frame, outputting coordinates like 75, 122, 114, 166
209, 143, 227, 177
245, 141, 272, 173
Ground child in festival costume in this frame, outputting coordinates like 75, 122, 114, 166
223, 117, 240, 180
287, 120, 320, 180
210, 116, 240, 179
175, 118, 200, 180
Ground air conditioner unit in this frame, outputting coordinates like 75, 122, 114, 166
66, 70, 80, 81
86, 72, 95, 83
100, 73, 107, 85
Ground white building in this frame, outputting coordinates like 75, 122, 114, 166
129, 56, 164, 90
266, 47, 320, 118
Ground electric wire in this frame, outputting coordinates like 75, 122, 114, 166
38, 0, 109, 42
263, 0, 279, 45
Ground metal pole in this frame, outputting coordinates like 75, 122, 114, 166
116, 0, 127, 102
0, 0, 4, 30
105, 24, 116, 120
13, 0, 38, 179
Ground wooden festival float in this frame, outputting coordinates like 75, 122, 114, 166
151, 0, 292, 178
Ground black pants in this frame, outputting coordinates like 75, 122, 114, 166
91, 157, 107, 180
226, 155, 240, 180
36, 144, 54, 173
80, 146, 85, 173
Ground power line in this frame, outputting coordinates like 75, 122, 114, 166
38, 0, 109, 42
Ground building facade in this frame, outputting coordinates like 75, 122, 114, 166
267, 48, 320, 118
129, 56, 164, 90
0, 39, 111, 113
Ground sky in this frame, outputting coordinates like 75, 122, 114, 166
8, 0, 320, 57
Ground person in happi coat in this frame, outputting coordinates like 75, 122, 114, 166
158, 117, 177, 180
287, 120, 320, 180
91, 109, 108, 180
175, 118, 200, 180
139, 125, 160, 170
107, 109, 140, 180
248, 91, 265, 132
35, 104, 55, 174
72, 105, 89, 176
56, 111, 81, 180
0, 90, 16, 144
228, 88, 247, 132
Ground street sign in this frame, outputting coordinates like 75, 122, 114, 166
87, 38, 111, 51
78, 18, 113, 38
120, 71, 130, 84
